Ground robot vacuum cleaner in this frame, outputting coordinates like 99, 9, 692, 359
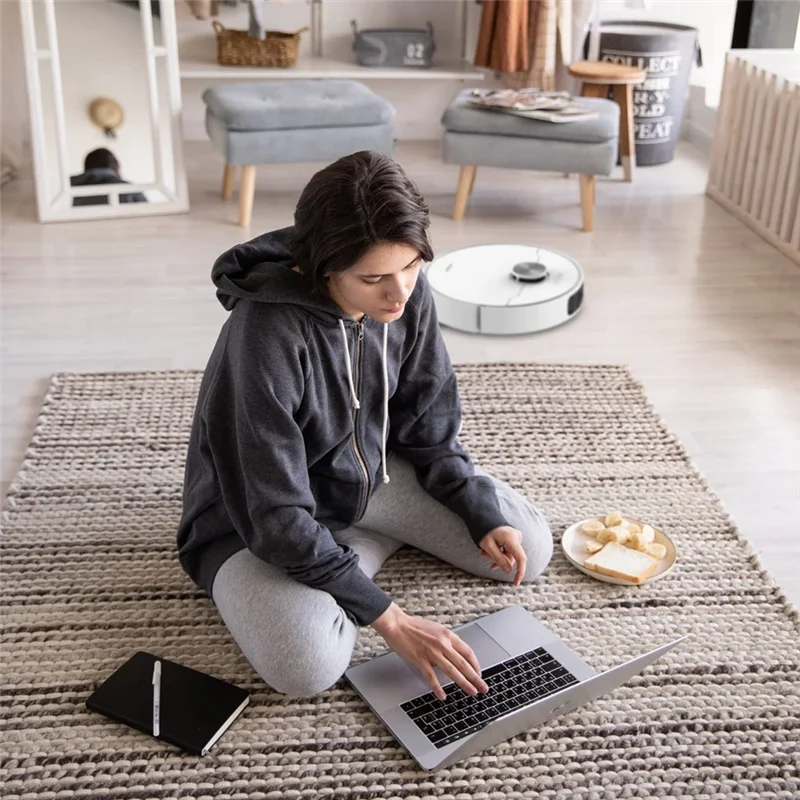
425, 244, 584, 335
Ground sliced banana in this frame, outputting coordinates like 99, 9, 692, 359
622, 520, 642, 535
585, 540, 604, 554
582, 519, 605, 535
627, 532, 647, 551
645, 542, 667, 559
604, 511, 623, 527
607, 525, 630, 544
597, 525, 628, 544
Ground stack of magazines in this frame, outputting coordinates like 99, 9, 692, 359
467, 89, 599, 123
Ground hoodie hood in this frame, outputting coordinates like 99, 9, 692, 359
211, 226, 348, 326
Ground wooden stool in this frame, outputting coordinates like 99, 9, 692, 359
568, 60, 646, 183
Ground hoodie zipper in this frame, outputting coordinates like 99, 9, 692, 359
351, 319, 370, 521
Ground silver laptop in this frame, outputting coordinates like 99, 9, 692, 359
345, 604, 689, 771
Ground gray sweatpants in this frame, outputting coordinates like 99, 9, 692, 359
211, 453, 553, 697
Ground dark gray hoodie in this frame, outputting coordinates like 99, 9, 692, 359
177, 227, 509, 626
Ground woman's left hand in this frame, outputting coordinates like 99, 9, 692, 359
479, 526, 527, 587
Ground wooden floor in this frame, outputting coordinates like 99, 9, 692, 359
2, 140, 798, 608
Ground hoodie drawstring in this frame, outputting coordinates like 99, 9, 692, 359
381, 322, 390, 484
338, 318, 390, 485
339, 319, 360, 411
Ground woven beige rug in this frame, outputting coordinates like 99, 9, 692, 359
2, 365, 798, 799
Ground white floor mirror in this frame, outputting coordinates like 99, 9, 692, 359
19, 0, 189, 222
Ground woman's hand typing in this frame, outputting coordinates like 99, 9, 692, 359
370, 603, 489, 701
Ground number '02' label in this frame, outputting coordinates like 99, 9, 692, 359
405, 42, 425, 61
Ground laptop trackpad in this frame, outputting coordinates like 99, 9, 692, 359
441, 622, 510, 680
429, 623, 511, 689
349, 622, 510, 713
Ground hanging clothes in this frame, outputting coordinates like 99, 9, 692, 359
510, 0, 571, 90
473, 0, 531, 73
475, 0, 573, 91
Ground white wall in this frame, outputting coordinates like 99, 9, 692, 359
40, 0, 176, 189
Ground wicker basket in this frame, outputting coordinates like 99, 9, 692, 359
212, 21, 308, 68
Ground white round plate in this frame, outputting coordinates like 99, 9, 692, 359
561, 516, 677, 586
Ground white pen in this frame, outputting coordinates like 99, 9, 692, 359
152, 660, 161, 738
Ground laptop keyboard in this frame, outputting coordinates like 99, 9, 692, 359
400, 646, 579, 748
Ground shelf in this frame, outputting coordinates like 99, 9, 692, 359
176, 0, 484, 81
176, 1, 483, 82
179, 55, 487, 81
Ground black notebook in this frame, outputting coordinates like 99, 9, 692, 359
86, 651, 249, 755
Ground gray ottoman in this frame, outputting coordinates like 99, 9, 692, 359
441, 92, 620, 231
203, 80, 396, 227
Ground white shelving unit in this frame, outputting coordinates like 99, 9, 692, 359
179, 56, 485, 81
177, 0, 485, 82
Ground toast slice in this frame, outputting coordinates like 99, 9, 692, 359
584, 541, 659, 584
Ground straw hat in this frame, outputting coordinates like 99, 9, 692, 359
88, 97, 124, 139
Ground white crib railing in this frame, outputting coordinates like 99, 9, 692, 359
707, 51, 800, 266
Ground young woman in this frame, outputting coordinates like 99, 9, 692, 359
177, 151, 553, 702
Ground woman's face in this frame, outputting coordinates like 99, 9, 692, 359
327, 241, 423, 323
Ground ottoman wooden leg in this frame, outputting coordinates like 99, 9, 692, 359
453, 165, 476, 221
579, 174, 595, 232
468, 166, 478, 196
617, 83, 636, 182
239, 165, 256, 228
222, 163, 237, 200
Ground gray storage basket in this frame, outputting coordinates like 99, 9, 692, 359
351, 21, 435, 68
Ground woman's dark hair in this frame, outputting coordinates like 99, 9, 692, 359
84, 148, 120, 173
289, 151, 433, 295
